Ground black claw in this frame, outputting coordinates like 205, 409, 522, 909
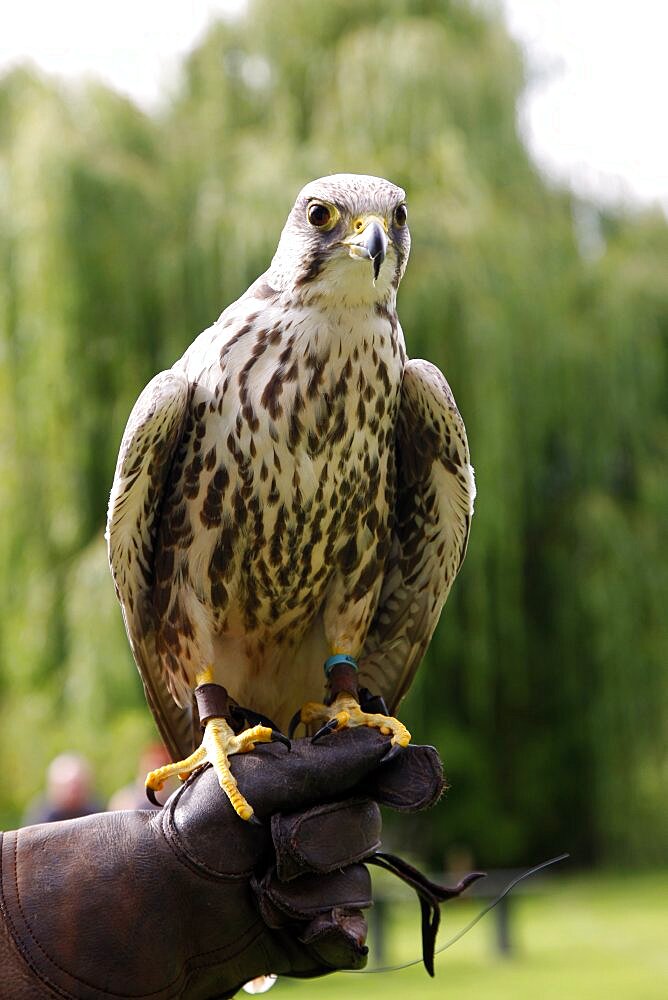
311, 718, 340, 744
145, 785, 160, 807
380, 742, 403, 765
249, 812, 264, 827
359, 688, 389, 715
233, 704, 282, 731
270, 729, 291, 751
288, 707, 304, 739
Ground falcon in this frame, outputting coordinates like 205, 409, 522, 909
107, 174, 475, 821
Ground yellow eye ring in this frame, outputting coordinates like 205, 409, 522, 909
307, 201, 338, 231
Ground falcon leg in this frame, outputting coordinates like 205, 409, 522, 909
289, 654, 411, 747
145, 674, 287, 821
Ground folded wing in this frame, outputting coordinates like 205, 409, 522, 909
359, 359, 475, 711
106, 369, 194, 759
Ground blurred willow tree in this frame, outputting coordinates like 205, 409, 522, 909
0, 0, 666, 865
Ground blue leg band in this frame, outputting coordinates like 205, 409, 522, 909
324, 654, 359, 677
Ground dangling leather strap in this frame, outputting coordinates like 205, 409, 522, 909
367, 852, 485, 976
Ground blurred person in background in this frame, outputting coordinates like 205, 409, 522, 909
23, 752, 102, 825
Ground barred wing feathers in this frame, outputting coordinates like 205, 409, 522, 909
360, 359, 475, 711
106, 369, 194, 760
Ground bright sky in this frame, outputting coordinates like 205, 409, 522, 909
0, 2, 244, 109
502, 0, 668, 209
1, 0, 666, 210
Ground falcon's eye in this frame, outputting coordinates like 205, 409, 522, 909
307, 202, 336, 230
394, 203, 408, 228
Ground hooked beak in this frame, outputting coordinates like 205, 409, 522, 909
343, 217, 388, 282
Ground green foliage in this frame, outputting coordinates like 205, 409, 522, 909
0, 0, 666, 865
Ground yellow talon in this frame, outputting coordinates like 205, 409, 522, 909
298, 693, 411, 747
333, 710, 350, 730
146, 774, 164, 794
144, 716, 275, 821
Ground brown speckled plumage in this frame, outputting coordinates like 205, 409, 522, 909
107, 174, 475, 760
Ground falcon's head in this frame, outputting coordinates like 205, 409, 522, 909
269, 174, 411, 305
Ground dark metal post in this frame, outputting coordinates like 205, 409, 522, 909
495, 894, 511, 955
369, 896, 387, 966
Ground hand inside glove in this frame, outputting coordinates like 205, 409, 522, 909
0, 728, 480, 999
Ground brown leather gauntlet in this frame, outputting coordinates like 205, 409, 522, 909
0, 729, 474, 999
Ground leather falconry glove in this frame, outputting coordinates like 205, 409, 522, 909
0, 728, 481, 999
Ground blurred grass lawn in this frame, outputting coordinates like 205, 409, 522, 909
274, 871, 668, 999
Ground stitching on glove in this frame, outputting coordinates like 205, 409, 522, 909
161, 781, 257, 881
371, 748, 445, 811
2, 831, 86, 998
275, 798, 381, 878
